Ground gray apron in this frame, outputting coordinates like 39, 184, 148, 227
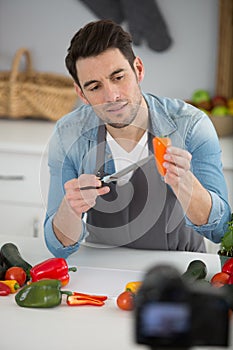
86, 124, 206, 252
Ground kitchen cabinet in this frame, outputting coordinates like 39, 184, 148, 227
0, 119, 55, 237
0, 119, 232, 250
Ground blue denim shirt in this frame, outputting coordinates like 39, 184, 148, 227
44, 93, 231, 258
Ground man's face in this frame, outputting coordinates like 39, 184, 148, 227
75, 48, 145, 128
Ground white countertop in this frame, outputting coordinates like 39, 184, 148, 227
0, 119, 55, 154
0, 235, 232, 350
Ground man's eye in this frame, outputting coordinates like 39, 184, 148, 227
115, 75, 124, 81
89, 85, 99, 91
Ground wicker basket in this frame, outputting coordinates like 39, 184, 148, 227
0, 48, 77, 121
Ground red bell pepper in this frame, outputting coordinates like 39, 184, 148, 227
228, 274, 233, 285
0, 281, 11, 296
222, 258, 233, 276
30, 258, 77, 286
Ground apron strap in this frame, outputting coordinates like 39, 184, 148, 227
148, 131, 154, 154
95, 123, 107, 178
95, 120, 154, 177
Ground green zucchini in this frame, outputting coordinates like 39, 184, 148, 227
0, 243, 32, 279
0, 264, 6, 279
182, 259, 207, 283
0, 253, 6, 279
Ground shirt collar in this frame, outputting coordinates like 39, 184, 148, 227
143, 93, 177, 137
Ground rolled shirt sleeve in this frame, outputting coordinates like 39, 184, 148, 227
44, 213, 86, 258
185, 190, 231, 243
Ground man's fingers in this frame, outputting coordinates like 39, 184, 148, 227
97, 186, 110, 196
166, 146, 192, 161
64, 174, 101, 191
164, 147, 192, 172
65, 181, 110, 215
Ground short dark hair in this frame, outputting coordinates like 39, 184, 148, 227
65, 19, 136, 87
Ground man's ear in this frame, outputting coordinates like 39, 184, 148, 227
74, 82, 89, 104
133, 56, 144, 83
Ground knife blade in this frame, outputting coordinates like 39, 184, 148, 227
101, 154, 154, 184
79, 154, 155, 190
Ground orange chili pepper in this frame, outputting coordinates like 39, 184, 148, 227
125, 281, 142, 294
0, 279, 20, 293
152, 136, 171, 176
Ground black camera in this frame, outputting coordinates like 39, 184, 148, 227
135, 264, 230, 349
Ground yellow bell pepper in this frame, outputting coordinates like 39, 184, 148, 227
0, 280, 20, 293
125, 281, 142, 294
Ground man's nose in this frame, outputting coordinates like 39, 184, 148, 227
103, 83, 120, 102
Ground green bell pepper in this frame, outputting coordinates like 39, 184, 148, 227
15, 279, 71, 308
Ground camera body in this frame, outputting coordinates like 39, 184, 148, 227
135, 265, 230, 349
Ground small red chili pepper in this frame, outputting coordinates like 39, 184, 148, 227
67, 295, 105, 306
30, 258, 77, 286
0, 281, 11, 296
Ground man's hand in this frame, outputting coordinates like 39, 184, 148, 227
64, 174, 110, 217
53, 174, 110, 246
163, 146, 192, 188
163, 146, 211, 226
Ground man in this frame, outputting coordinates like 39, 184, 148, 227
44, 20, 231, 258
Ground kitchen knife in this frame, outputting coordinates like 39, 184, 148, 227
79, 154, 154, 190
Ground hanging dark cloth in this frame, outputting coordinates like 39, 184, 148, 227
79, 0, 172, 52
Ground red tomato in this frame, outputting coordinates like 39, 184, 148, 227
116, 291, 135, 311
210, 272, 230, 287
5, 267, 27, 287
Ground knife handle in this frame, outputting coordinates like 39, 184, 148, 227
79, 181, 107, 190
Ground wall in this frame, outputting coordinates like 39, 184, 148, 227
0, 0, 218, 100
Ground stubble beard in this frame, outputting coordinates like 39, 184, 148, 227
94, 91, 143, 129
